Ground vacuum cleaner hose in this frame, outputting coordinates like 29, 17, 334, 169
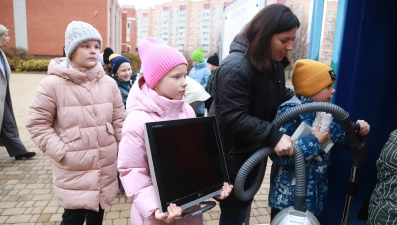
234, 102, 354, 212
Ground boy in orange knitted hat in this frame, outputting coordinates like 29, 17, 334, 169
268, 59, 371, 219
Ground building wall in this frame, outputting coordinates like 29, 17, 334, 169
121, 6, 137, 53
135, 0, 230, 58
1, 0, 124, 58
0, 0, 16, 48
319, 0, 338, 65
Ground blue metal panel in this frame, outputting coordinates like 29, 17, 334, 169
308, 0, 325, 60
317, 0, 397, 224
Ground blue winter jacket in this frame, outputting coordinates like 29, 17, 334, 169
188, 61, 210, 115
268, 95, 347, 216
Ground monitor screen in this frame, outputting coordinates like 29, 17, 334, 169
144, 116, 228, 213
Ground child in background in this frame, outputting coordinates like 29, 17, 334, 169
110, 55, 137, 108
204, 53, 219, 111
118, 37, 233, 225
188, 47, 211, 117
268, 59, 370, 219
102, 47, 114, 76
26, 21, 125, 225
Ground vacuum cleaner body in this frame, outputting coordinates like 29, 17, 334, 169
271, 207, 321, 225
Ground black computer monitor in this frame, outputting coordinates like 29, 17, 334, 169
144, 116, 228, 213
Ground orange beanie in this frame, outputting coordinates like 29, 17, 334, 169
292, 59, 337, 97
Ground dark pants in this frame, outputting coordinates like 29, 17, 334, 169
61, 205, 104, 225
219, 202, 248, 225
1, 100, 28, 157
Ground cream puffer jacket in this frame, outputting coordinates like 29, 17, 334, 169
26, 58, 125, 211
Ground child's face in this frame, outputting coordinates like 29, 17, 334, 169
154, 64, 188, 100
116, 62, 132, 82
310, 84, 336, 102
207, 63, 216, 71
70, 40, 100, 68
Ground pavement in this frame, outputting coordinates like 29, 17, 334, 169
0, 73, 272, 225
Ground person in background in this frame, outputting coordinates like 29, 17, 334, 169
185, 76, 211, 110
26, 21, 125, 225
188, 47, 210, 117
118, 37, 233, 225
268, 59, 370, 219
210, 4, 298, 224
0, 24, 36, 160
368, 128, 397, 224
103, 47, 114, 76
110, 55, 137, 108
204, 53, 219, 112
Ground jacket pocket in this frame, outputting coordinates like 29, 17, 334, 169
59, 125, 81, 143
106, 122, 114, 135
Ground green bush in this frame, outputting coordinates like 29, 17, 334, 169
3, 46, 34, 60
122, 52, 141, 72
2, 47, 49, 72
15, 59, 50, 72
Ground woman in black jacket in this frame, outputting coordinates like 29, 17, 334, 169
211, 4, 299, 224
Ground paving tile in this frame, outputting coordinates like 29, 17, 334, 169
47, 201, 59, 207
6, 195, 20, 201
13, 183, 27, 189
0, 202, 17, 209
19, 178, 38, 184
31, 207, 45, 214
49, 213, 62, 222
110, 203, 131, 211
113, 218, 128, 225
31, 188, 52, 195
249, 217, 259, 224
206, 220, 219, 225
0, 216, 8, 224
25, 207, 35, 214
16, 201, 25, 208
6, 179, 19, 184
37, 214, 52, 222
257, 215, 271, 224
29, 214, 40, 223
42, 206, 59, 214
34, 201, 49, 207
19, 194, 34, 201
106, 211, 120, 219
5, 215, 32, 223
32, 194, 54, 201
120, 210, 130, 218
103, 220, 113, 225
2, 207, 27, 215
209, 211, 220, 220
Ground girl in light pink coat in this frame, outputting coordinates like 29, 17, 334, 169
118, 38, 233, 225
26, 21, 125, 225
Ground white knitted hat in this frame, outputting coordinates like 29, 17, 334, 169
64, 21, 102, 59
0, 24, 8, 37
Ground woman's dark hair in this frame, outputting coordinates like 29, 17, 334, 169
243, 4, 300, 72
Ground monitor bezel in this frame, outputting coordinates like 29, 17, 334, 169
144, 116, 229, 213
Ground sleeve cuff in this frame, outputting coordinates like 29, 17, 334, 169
267, 128, 284, 148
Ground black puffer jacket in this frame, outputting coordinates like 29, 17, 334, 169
212, 33, 294, 206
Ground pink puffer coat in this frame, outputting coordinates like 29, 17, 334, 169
118, 76, 203, 225
26, 58, 125, 211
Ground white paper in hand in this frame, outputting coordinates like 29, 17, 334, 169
291, 122, 334, 161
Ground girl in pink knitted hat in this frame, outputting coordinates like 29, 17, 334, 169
117, 37, 233, 225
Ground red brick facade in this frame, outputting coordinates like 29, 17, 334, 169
0, 0, 136, 58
